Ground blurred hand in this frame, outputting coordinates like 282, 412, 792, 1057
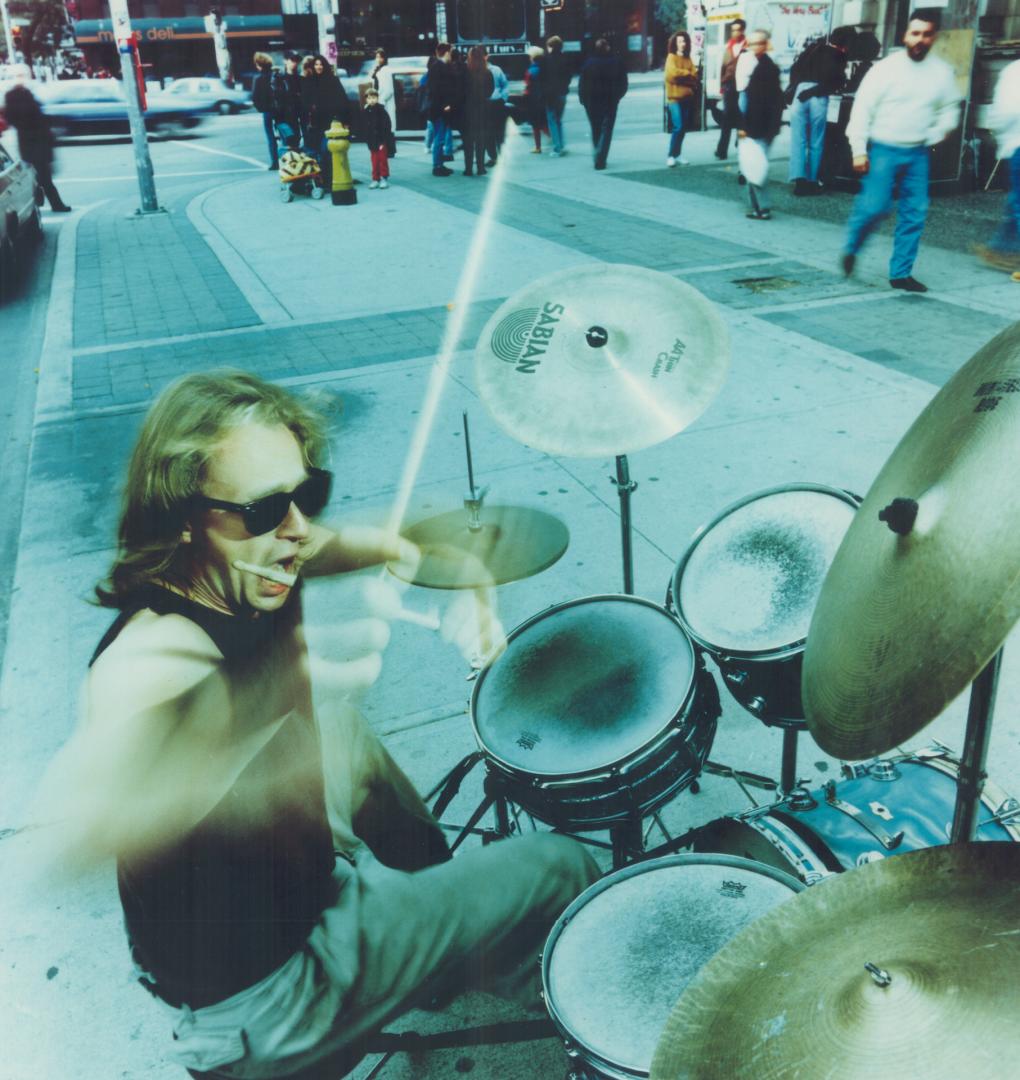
440, 587, 507, 668
853, 154, 869, 175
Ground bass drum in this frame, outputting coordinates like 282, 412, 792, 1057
693, 747, 1020, 884
667, 483, 860, 727
542, 854, 802, 1080
470, 595, 719, 831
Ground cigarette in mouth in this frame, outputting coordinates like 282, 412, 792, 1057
233, 559, 298, 587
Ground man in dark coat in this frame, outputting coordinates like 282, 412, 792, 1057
541, 35, 572, 156
274, 51, 305, 150
427, 43, 460, 176
736, 30, 784, 219
578, 38, 628, 170
3, 68, 71, 212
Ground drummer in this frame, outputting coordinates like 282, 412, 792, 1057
34, 370, 599, 1077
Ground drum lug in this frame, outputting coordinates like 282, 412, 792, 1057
746, 695, 767, 717
785, 784, 818, 812
823, 780, 905, 850
723, 667, 750, 688
866, 759, 901, 782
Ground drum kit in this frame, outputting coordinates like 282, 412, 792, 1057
389, 267, 1020, 1077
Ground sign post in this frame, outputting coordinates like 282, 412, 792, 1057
0, 0, 17, 64
107, 0, 159, 213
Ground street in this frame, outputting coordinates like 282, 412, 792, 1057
1, 73, 1019, 1079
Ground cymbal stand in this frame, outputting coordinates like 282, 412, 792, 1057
462, 410, 489, 529
950, 648, 1003, 843
610, 455, 637, 595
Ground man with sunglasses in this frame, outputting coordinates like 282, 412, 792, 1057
37, 370, 599, 1078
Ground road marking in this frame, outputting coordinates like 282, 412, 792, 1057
61, 168, 263, 183
163, 140, 266, 167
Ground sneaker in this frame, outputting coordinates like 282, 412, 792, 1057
548, 150, 560, 157
841, 253, 855, 278
530, 147, 542, 154
678, 157, 690, 165
890, 276, 928, 293
432, 166, 453, 177
666, 156, 676, 167
379, 178, 388, 189
368, 180, 379, 189
746, 210, 771, 220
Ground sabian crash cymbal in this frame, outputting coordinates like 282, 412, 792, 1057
388, 505, 568, 589
651, 843, 1020, 1080
802, 321, 1020, 759
474, 265, 729, 458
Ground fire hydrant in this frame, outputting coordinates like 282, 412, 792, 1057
326, 120, 356, 206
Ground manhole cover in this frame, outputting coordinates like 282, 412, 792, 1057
732, 276, 799, 294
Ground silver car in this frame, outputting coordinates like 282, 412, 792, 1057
156, 77, 252, 115
0, 141, 42, 302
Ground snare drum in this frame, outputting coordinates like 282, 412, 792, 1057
668, 483, 860, 727
542, 854, 802, 1080
470, 596, 719, 831
693, 747, 1020, 885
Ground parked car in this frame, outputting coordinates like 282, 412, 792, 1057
36, 80, 207, 139
344, 56, 430, 135
0, 142, 42, 301
154, 77, 252, 115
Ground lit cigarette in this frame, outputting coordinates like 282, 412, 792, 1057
233, 559, 297, 587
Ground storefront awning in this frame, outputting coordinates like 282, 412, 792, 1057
74, 15, 283, 45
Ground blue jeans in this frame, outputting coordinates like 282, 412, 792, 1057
788, 83, 828, 182
667, 100, 691, 158
261, 112, 278, 166
431, 117, 452, 168
425, 119, 453, 155
989, 146, 1020, 254
844, 141, 930, 280
546, 93, 567, 153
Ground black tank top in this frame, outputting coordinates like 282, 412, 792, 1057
93, 585, 336, 1009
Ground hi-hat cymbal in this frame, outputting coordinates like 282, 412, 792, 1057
474, 265, 729, 458
388, 505, 569, 589
802, 321, 1020, 759
651, 843, 1020, 1080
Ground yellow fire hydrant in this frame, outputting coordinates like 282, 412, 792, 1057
326, 120, 356, 205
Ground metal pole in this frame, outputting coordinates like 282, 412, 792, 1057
107, 0, 159, 213
950, 649, 1003, 843
780, 727, 799, 795
0, 0, 16, 66
613, 455, 637, 595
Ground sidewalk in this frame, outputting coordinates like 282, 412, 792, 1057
2, 112, 1018, 1080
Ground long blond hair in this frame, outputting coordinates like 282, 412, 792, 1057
96, 370, 326, 608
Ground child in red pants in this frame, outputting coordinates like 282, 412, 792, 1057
363, 88, 393, 189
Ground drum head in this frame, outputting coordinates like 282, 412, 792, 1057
675, 485, 857, 656
472, 596, 694, 776
543, 855, 801, 1076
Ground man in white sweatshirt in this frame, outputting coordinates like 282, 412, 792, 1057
840, 10, 961, 292
975, 58, 1020, 273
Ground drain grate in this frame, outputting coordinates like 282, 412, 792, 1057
732, 275, 799, 294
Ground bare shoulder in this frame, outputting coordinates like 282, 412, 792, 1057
88, 608, 225, 719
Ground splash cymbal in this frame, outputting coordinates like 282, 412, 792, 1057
388, 505, 569, 589
651, 843, 1020, 1080
802, 321, 1020, 759
474, 265, 729, 458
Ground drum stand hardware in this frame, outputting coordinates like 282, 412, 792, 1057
951, 647, 1003, 843
609, 455, 638, 595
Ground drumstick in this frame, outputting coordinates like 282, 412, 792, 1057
232, 560, 441, 631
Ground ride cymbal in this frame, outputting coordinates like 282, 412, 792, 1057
802, 321, 1020, 759
388, 505, 569, 589
651, 843, 1020, 1080
474, 265, 729, 458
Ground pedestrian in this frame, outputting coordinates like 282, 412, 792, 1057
251, 52, 280, 169
3, 66, 71, 212
369, 48, 396, 134
33, 369, 601, 1080
713, 19, 746, 160
736, 30, 784, 220
974, 57, 1020, 273
461, 45, 494, 176
524, 45, 547, 154
841, 9, 961, 292
664, 30, 698, 167
786, 28, 852, 194
541, 35, 572, 157
273, 51, 305, 152
426, 43, 459, 177
578, 38, 629, 171
485, 50, 510, 165
301, 54, 351, 187
362, 87, 393, 189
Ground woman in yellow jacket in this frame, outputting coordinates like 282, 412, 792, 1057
664, 31, 698, 166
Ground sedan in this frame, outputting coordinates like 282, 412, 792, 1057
36, 80, 207, 139
0, 141, 42, 301
154, 77, 252, 115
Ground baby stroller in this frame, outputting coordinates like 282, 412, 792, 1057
278, 149, 325, 202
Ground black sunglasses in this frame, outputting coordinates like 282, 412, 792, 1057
194, 468, 333, 535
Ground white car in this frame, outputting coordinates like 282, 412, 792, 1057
156, 77, 252, 115
0, 142, 43, 301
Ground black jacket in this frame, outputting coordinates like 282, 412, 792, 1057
361, 102, 392, 149
3, 84, 54, 168
252, 70, 274, 113
426, 56, 461, 122
275, 71, 304, 129
301, 71, 350, 133
578, 55, 628, 114
788, 41, 847, 100
540, 51, 572, 100
741, 54, 784, 141
462, 67, 495, 134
